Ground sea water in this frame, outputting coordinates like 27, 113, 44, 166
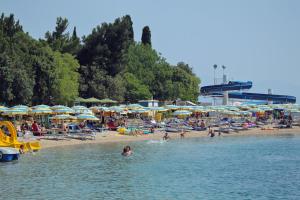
1, 135, 300, 200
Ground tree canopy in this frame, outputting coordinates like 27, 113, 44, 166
0, 14, 79, 106
0, 13, 201, 106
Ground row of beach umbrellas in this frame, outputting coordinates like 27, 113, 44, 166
1, 103, 300, 117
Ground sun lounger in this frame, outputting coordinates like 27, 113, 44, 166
165, 127, 180, 132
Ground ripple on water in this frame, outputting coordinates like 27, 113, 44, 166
1, 135, 300, 200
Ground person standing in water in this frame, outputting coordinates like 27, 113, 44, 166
208, 126, 215, 137
180, 129, 186, 139
163, 132, 170, 140
19, 144, 25, 154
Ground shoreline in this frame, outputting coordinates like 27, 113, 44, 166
39, 126, 300, 150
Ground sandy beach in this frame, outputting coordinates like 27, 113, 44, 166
39, 126, 300, 149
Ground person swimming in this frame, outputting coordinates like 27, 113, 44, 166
19, 144, 25, 154
122, 146, 132, 156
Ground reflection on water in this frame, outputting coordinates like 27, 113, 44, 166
1, 135, 300, 200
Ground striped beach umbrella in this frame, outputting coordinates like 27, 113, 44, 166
108, 106, 125, 113
2, 109, 28, 116
51, 105, 68, 110
76, 114, 99, 121
165, 105, 179, 110
30, 108, 53, 115
32, 105, 50, 109
0, 106, 8, 113
127, 104, 144, 109
11, 105, 29, 110
173, 110, 192, 116
128, 109, 149, 114
50, 114, 76, 120
145, 107, 169, 112
72, 105, 90, 114
53, 107, 74, 114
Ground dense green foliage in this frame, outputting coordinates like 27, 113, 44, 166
124, 44, 200, 101
77, 15, 134, 102
44, 17, 81, 55
0, 13, 200, 106
0, 14, 79, 106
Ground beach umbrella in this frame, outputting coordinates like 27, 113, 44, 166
11, 105, 29, 110
108, 106, 124, 113
145, 107, 169, 112
76, 114, 99, 121
51, 105, 68, 110
72, 105, 87, 110
81, 97, 102, 103
0, 106, 8, 113
30, 108, 53, 115
129, 109, 148, 113
98, 98, 118, 104
178, 106, 195, 110
191, 106, 206, 112
81, 109, 94, 115
2, 109, 28, 116
72, 105, 90, 114
239, 111, 252, 116
50, 114, 76, 120
127, 104, 144, 109
32, 105, 50, 109
53, 107, 74, 114
173, 110, 192, 116
165, 105, 179, 110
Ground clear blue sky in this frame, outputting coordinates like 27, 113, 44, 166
2, 0, 300, 102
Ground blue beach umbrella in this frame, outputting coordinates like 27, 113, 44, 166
76, 114, 99, 121
173, 110, 192, 116
145, 107, 169, 112
72, 105, 90, 114
165, 105, 179, 110
30, 108, 53, 115
129, 109, 149, 114
127, 104, 144, 109
32, 105, 50, 109
51, 105, 68, 110
50, 114, 76, 120
72, 105, 87, 110
53, 107, 74, 114
0, 106, 8, 113
11, 105, 29, 110
2, 108, 28, 116
108, 106, 124, 113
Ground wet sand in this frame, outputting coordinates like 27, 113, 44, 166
40, 126, 300, 149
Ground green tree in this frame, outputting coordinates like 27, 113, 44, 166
78, 15, 134, 100
123, 72, 152, 102
51, 52, 79, 105
123, 43, 200, 102
172, 64, 201, 101
141, 26, 151, 46
45, 17, 81, 55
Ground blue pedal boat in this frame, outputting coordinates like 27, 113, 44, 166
0, 147, 19, 162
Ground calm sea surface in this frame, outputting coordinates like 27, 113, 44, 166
1, 135, 300, 200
